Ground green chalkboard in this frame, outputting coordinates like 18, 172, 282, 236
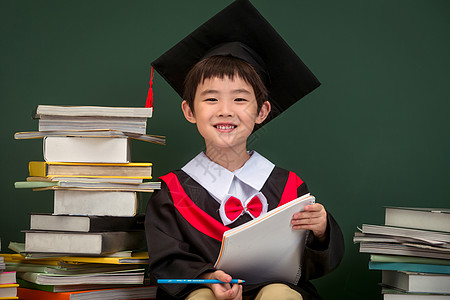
1, 1, 449, 299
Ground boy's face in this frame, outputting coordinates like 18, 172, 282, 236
182, 75, 270, 153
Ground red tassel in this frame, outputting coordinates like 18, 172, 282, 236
145, 67, 155, 108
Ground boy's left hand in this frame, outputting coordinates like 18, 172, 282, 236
291, 203, 327, 243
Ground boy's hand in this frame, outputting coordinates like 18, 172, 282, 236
200, 270, 242, 300
291, 203, 327, 243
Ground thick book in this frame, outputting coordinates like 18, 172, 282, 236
38, 115, 149, 135
9, 260, 140, 275
29, 161, 152, 179
43, 136, 131, 163
214, 194, 315, 285
17, 278, 143, 293
17, 269, 145, 285
27, 176, 144, 184
359, 242, 450, 260
29, 213, 145, 232
33, 105, 153, 118
14, 129, 166, 145
385, 207, 450, 233
0, 271, 16, 284
383, 288, 450, 300
15, 180, 160, 192
382, 270, 450, 293
53, 190, 138, 216
24, 231, 145, 255
361, 224, 450, 243
0, 284, 19, 299
353, 232, 433, 244
369, 261, 450, 274
17, 286, 157, 300
370, 254, 450, 266
2, 252, 149, 265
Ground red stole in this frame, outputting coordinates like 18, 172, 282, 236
160, 171, 303, 241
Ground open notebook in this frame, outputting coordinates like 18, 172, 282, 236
214, 194, 315, 285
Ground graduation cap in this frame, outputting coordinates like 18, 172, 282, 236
151, 0, 320, 129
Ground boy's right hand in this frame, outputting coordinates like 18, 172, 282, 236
200, 270, 242, 300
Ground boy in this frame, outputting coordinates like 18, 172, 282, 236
145, 1, 345, 299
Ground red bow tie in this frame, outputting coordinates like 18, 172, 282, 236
224, 195, 263, 223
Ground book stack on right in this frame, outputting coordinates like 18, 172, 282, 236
11, 105, 164, 299
354, 207, 450, 300
353, 207, 450, 300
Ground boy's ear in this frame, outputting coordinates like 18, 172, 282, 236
181, 100, 197, 124
255, 101, 271, 124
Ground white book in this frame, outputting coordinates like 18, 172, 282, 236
43, 136, 130, 163
382, 270, 450, 293
214, 194, 315, 285
0, 271, 16, 284
29, 213, 144, 232
385, 207, 450, 233
34, 105, 153, 118
0, 284, 18, 298
18, 269, 145, 285
14, 129, 166, 145
384, 293, 450, 300
27, 176, 143, 184
361, 224, 450, 243
24, 231, 145, 255
38, 115, 148, 135
54, 190, 137, 216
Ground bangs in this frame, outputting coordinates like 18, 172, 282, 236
183, 56, 268, 111
199, 56, 255, 84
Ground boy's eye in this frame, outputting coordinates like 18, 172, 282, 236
205, 98, 218, 102
234, 98, 248, 102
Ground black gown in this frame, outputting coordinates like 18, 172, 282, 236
145, 167, 345, 300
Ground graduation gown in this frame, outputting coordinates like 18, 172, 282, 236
145, 167, 345, 300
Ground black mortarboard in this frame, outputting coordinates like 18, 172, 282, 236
151, 0, 320, 128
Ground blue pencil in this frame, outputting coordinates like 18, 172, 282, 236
157, 279, 245, 284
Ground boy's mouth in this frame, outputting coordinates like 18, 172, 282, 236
214, 124, 237, 131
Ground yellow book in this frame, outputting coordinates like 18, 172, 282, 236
0, 284, 19, 299
1, 252, 148, 265
0, 285, 19, 288
0, 254, 61, 266
28, 161, 152, 179
60, 252, 149, 265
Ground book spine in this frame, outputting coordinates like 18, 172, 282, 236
28, 162, 47, 177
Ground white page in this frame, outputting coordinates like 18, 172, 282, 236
214, 194, 315, 284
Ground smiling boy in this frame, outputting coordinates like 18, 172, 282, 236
145, 1, 344, 300
181, 56, 271, 172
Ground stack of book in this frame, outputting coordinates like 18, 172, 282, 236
0, 241, 19, 300
10, 105, 163, 299
354, 206, 450, 299
0, 253, 156, 299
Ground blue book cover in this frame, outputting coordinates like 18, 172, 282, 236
369, 261, 450, 274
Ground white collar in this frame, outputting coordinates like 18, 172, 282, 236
181, 151, 275, 202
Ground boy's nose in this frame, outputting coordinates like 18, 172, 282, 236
217, 101, 234, 117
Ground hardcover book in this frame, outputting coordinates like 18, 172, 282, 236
385, 207, 450, 233
24, 231, 145, 255
53, 190, 138, 216
29, 213, 145, 232
33, 105, 153, 118
28, 161, 152, 179
43, 136, 131, 163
